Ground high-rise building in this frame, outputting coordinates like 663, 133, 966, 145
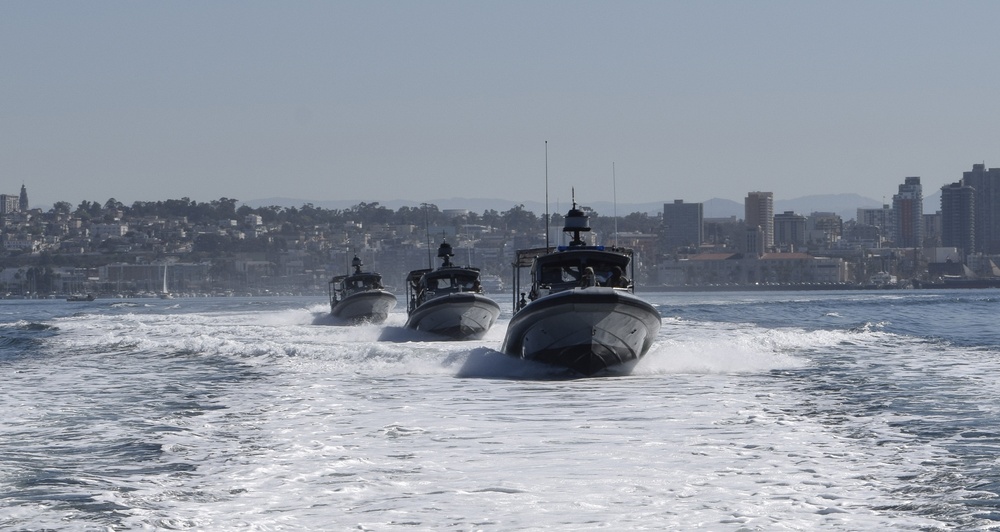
892, 177, 923, 248
773, 211, 806, 249
662, 200, 703, 253
744, 226, 764, 256
857, 204, 893, 245
940, 181, 975, 255
807, 212, 843, 246
960, 163, 1000, 254
0, 195, 18, 214
744, 191, 773, 249
923, 212, 942, 247
18, 184, 28, 212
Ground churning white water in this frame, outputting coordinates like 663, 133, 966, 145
2, 291, 999, 530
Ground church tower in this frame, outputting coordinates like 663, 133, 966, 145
19, 184, 28, 211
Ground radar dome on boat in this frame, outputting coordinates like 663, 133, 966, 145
562, 206, 590, 233
437, 241, 454, 258
351, 255, 363, 272
562, 202, 591, 246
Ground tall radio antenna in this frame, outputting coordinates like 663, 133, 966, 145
613, 162, 619, 248
545, 141, 550, 253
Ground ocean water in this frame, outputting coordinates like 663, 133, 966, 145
2, 290, 1000, 530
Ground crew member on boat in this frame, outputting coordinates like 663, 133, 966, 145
606, 266, 629, 288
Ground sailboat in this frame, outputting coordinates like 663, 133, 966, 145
159, 263, 173, 299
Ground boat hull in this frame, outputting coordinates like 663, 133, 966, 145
331, 291, 397, 324
501, 288, 661, 376
404, 293, 501, 340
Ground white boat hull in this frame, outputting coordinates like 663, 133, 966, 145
404, 293, 501, 340
502, 288, 661, 376
331, 290, 397, 324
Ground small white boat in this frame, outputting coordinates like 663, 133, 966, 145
501, 200, 661, 376
159, 263, 173, 299
404, 241, 500, 340
329, 256, 397, 324
868, 271, 898, 286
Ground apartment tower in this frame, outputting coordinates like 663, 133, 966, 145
961, 163, 1000, 254
940, 181, 975, 255
744, 191, 774, 250
892, 177, 923, 248
662, 200, 703, 253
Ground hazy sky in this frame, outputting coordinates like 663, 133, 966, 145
4, 1, 1000, 209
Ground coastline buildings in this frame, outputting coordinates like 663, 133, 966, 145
745, 192, 774, 251
6, 158, 1000, 294
940, 181, 975, 255
773, 211, 806, 250
662, 200, 703, 254
0, 184, 28, 215
892, 177, 923, 248
857, 204, 893, 247
961, 163, 1000, 254
807, 212, 843, 247
657, 252, 848, 286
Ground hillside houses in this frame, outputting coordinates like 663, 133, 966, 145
0, 199, 541, 297
0, 188, 990, 297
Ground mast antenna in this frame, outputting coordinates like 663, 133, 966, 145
545, 141, 550, 253
422, 202, 432, 268
613, 162, 619, 248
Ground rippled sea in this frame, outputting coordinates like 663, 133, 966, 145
3, 290, 1000, 531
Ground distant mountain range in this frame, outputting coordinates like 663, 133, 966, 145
245, 193, 943, 223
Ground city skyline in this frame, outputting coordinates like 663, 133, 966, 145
0, 180, 952, 224
4, 2, 1000, 208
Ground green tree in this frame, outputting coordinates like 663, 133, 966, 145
501, 204, 539, 233
50, 201, 72, 215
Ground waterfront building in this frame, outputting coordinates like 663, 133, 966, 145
923, 212, 941, 247
662, 200, 703, 253
892, 177, 923, 248
857, 204, 893, 245
960, 163, 1000, 254
773, 211, 806, 250
940, 181, 975, 255
657, 252, 847, 286
807, 212, 843, 248
745, 191, 774, 249
743, 226, 765, 257
702, 216, 739, 251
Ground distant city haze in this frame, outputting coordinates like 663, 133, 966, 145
238, 192, 930, 225
4, 3, 1000, 207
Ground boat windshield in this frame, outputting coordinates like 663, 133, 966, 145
415, 269, 482, 304
531, 251, 631, 294
331, 273, 383, 301
423, 271, 479, 292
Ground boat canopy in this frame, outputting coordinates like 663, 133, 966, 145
333, 272, 383, 290
330, 272, 386, 304
405, 268, 433, 288
416, 267, 481, 292
405, 265, 485, 312
531, 249, 631, 293
509, 246, 636, 309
